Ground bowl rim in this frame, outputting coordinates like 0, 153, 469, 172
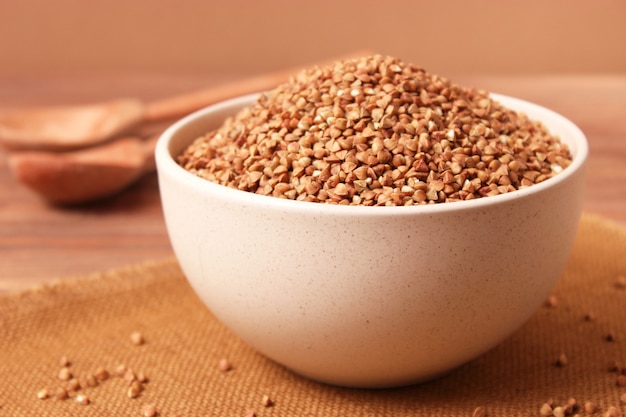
156, 92, 588, 217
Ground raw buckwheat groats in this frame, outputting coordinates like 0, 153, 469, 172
178, 54, 572, 206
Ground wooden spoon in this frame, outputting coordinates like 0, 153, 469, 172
0, 50, 373, 151
0, 99, 145, 151
6, 50, 374, 204
8, 134, 159, 205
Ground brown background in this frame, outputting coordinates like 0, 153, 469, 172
1, 0, 624, 77
0, 0, 625, 291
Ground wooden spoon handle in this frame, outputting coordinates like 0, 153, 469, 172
143, 50, 373, 122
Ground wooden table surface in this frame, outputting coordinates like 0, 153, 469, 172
1, 73, 625, 292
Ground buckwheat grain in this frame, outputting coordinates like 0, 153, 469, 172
179, 55, 572, 206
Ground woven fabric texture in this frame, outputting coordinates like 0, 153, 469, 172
1, 213, 625, 417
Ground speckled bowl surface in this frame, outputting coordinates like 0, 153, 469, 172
155, 93, 588, 388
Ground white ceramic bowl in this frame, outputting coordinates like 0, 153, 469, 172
155, 93, 588, 388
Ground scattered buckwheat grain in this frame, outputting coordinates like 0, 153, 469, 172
130, 331, 145, 346
84, 374, 98, 387
36, 389, 49, 400
604, 406, 623, 417
584, 401, 598, 414
552, 405, 565, 417
178, 54, 572, 206
218, 358, 232, 372
243, 411, 257, 417
556, 353, 568, 367
55, 387, 69, 400
617, 374, 626, 387
75, 394, 90, 405
472, 405, 486, 417
67, 378, 81, 391
565, 398, 578, 414
545, 295, 559, 308
136, 371, 149, 383
58, 367, 72, 381
616, 275, 626, 289
261, 394, 274, 407
124, 368, 137, 382
94, 366, 110, 381
115, 364, 127, 377
620, 393, 626, 404
127, 381, 144, 398
59, 355, 70, 367
142, 404, 158, 417
540, 402, 553, 416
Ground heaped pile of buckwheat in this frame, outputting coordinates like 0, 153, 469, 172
178, 54, 572, 206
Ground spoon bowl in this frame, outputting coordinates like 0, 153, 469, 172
8, 135, 157, 204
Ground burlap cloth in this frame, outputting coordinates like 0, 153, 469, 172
1, 213, 625, 417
